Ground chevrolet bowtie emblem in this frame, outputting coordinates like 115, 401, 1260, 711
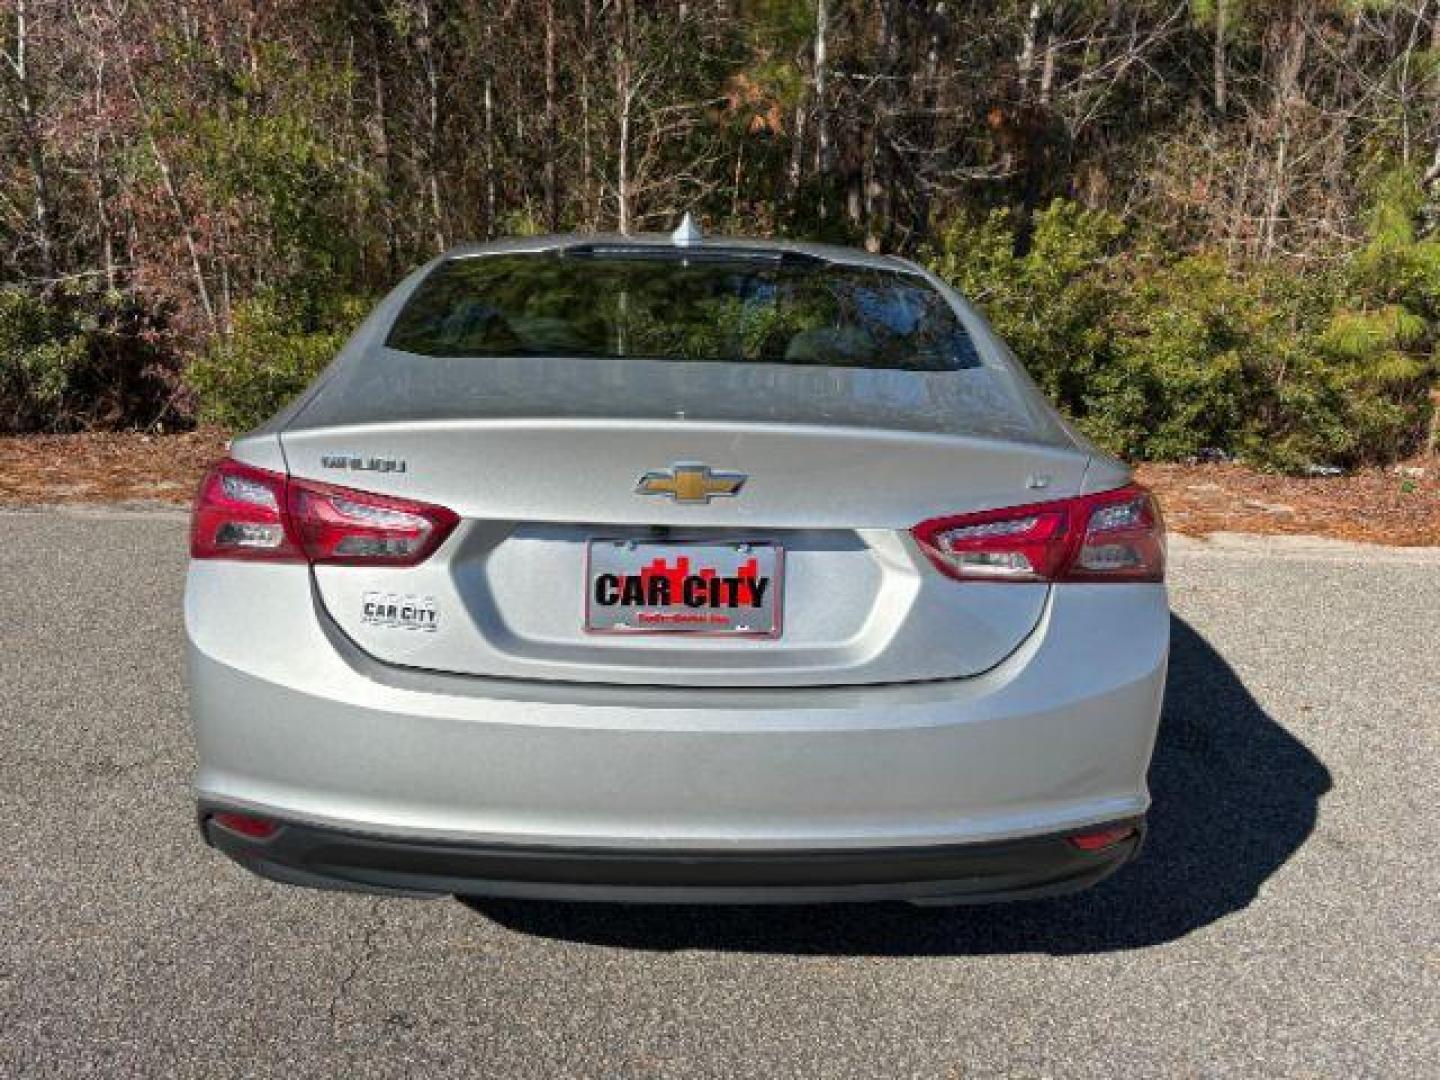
635, 463, 747, 504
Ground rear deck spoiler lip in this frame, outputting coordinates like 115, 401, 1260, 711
553, 242, 830, 267
272, 414, 1090, 459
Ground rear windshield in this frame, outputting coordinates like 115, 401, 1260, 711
385, 251, 982, 372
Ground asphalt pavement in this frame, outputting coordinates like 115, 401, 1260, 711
1, 508, 1437, 1077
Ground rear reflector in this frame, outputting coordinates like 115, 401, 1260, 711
191, 458, 458, 567
211, 812, 279, 840
913, 484, 1165, 583
1067, 825, 1137, 852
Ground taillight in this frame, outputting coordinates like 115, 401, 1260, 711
1067, 824, 1137, 851
913, 484, 1165, 583
210, 811, 280, 840
190, 459, 301, 561
190, 458, 458, 567
1063, 486, 1166, 582
287, 479, 458, 566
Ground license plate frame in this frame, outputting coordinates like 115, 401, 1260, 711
584, 539, 784, 637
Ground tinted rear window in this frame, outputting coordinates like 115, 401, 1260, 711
385, 252, 981, 372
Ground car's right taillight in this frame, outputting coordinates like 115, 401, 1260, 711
913, 484, 1165, 583
1061, 485, 1166, 582
191, 457, 458, 567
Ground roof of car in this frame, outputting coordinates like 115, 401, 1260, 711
440, 232, 917, 274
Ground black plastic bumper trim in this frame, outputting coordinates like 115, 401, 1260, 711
199, 805, 1145, 905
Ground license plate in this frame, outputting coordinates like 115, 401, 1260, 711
585, 540, 783, 636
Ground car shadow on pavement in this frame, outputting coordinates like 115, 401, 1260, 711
465, 615, 1332, 955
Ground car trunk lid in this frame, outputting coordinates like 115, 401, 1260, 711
281, 413, 1088, 687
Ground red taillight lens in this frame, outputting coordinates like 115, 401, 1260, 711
287, 479, 458, 566
913, 484, 1165, 583
190, 458, 458, 567
1064, 485, 1166, 583
1067, 824, 1137, 851
211, 811, 279, 839
190, 459, 302, 561
912, 501, 1071, 581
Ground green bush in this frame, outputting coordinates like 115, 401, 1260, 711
927, 201, 1124, 410
0, 283, 181, 433
1092, 255, 1267, 460
925, 193, 1439, 470
186, 293, 369, 431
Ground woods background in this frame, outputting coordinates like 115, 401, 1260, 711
3, 0, 1439, 470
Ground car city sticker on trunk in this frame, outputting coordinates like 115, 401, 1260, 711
585, 540, 782, 636
362, 592, 438, 632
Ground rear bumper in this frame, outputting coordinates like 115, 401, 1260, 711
186, 563, 1168, 875
200, 808, 1145, 904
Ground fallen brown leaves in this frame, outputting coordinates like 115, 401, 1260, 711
0, 433, 1435, 546
1135, 461, 1440, 547
0, 430, 228, 507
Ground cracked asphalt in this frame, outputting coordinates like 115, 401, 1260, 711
2, 510, 1437, 1077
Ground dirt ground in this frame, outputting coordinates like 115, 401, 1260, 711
1132, 461, 1439, 546
1, 432, 1436, 545
0, 430, 229, 508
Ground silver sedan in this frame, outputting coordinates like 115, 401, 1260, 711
185, 225, 1168, 904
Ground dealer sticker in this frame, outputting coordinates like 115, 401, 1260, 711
361, 592, 438, 632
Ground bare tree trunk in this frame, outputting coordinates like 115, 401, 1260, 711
1038, 24, 1056, 106
1213, 0, 1228, 113
543, 0, 558, 231
924, 3, 946, 113
1427, 6, 1440, 192
786, 92, 806, 213
369, 19, 398, 276
1262, 10, 1307, 259
580, 70, 594, 228
865, 0, 899, 249
731, 139, 743, 222
910, 0, 947, 239
617, 80, 632, 233
116, 10, 215, 330
483, 74, 497, 238
1001, 0, 1045, 189
243, 1, 262, 99
2, 0, 57, 278
1017, 0, 1043, 94
1394, 1, 1426, 167
580, 0, 596, 229
614, 0, 633, 234
1262, 132, 1288, 258
76, 3, 116, 287
1423, 141, 1440, 191
417, 0, 446, 252
813, 0, 831, 219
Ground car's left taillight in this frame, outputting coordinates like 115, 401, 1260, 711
190, 458, 458, 567
190, 459, 303, 561
286, 477, 459, 566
